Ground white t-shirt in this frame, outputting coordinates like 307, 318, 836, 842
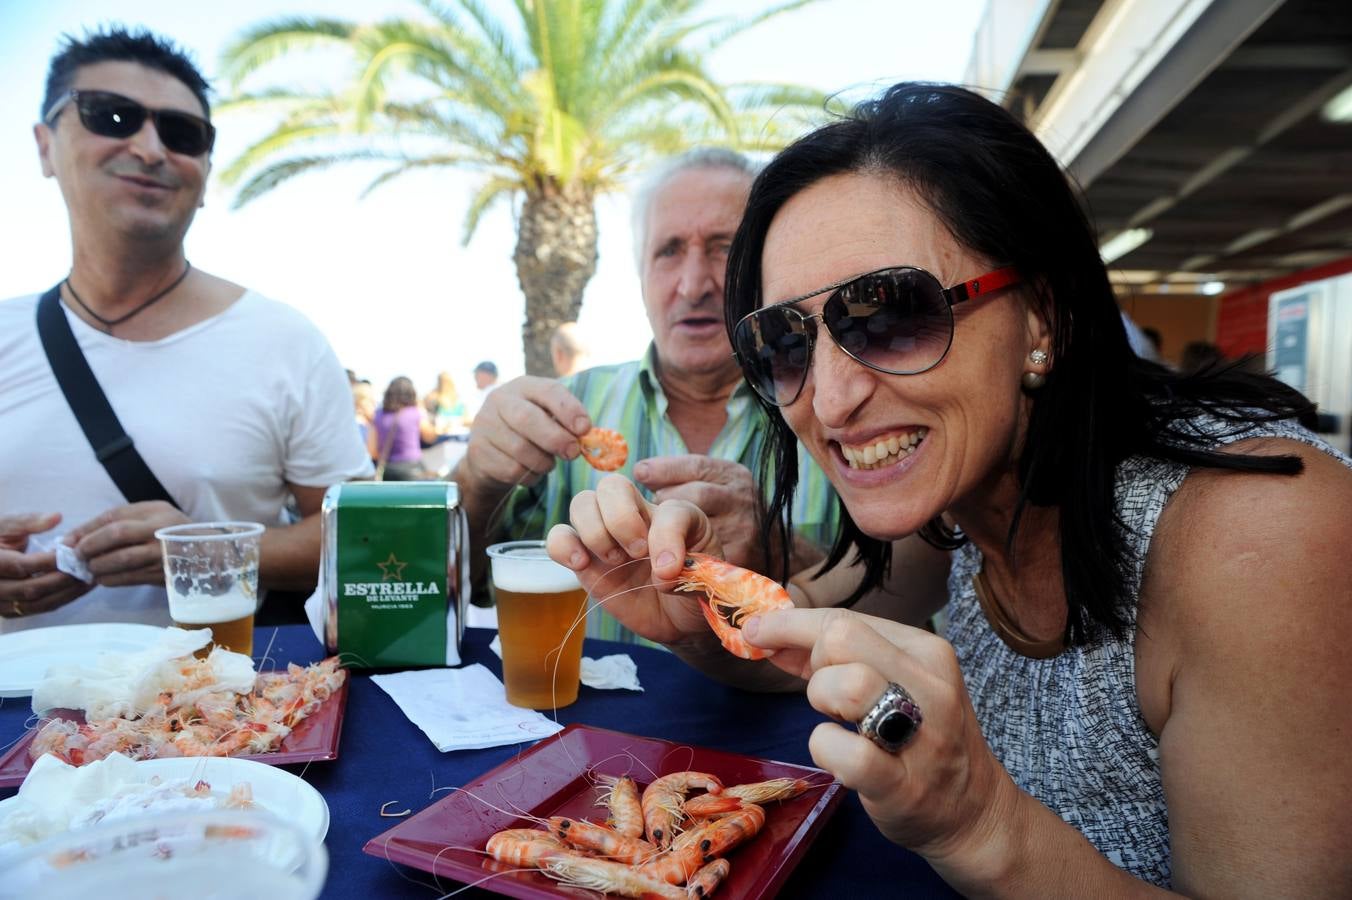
0, 290, 373, 633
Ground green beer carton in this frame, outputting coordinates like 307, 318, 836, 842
320, 482, 469, 667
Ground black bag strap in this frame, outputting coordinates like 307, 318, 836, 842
36, 284, 181, 508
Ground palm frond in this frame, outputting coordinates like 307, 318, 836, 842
231, 153, 382, 208
217, 121, 344, 187
218, 17, 355, 90
358, 154, 496, 199
213, 88, 325, 115
702, 0, 819, 49
461, 175, 522, 243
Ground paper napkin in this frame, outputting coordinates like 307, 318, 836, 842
488, 635, 644, 692
27, 531, 92, 583
370, 665, 564, 752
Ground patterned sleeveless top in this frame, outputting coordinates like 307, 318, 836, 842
943, 416, 1351, 886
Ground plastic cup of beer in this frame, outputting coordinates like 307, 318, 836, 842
154, 522, 264, 658
486, 540, 588, 709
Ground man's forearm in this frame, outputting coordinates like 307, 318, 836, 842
258, 514, 323, 592
452, 459, 512, 588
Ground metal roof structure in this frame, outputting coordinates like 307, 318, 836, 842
966, 0, 1352, 294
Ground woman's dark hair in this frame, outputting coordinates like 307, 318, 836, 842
725, 82, 1316, 645
382, 376, 418, 412
42, 27, 212, 121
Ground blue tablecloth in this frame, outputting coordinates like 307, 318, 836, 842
0, 624, 957, 898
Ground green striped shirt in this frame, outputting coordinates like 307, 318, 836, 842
502, 345, 840, 644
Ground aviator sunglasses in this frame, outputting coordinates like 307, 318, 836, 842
44, 90, 215, 157
732, 264, 1021, 407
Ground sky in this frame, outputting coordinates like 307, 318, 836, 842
0, 0, 989, 396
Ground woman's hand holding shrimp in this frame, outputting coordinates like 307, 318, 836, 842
546, 474, 723, 646
742, 607, 1026, 882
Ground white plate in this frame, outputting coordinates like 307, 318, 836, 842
0, 624, 167, 698
0, 756, 329, 841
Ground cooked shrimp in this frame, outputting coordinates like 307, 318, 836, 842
686, 803, 766, 859
637, 839, 707, 885
641, 771, 723, 847
686, 858, 731, 897
548, 815, 657, 864
681, 794, 744, 819
541, 854, 686, 899
486, 828, 569, 868
596, 774, 645, 839
578, 427, 628, 471
683, 777, 809, 817
673, 553, 794, 660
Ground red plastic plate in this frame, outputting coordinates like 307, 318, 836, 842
363, 723, 843, 899
0, 678, 348, 789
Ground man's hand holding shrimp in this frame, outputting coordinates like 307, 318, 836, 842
739, 607, 1038, 892
547, 474, 720, 647
457, 376, 591, 498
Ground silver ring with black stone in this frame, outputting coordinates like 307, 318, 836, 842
857, 681, 923, 753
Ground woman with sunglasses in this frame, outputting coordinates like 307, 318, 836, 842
549, 82, 1352, 895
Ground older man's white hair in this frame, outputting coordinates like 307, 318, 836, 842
630, 148, 760, 269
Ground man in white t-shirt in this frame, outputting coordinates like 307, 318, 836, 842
0, 28, 372, 633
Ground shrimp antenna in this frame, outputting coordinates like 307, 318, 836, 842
482, 455, 564, 543
426, 784, 549, 828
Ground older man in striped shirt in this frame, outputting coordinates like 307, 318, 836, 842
453, 149, 840, 643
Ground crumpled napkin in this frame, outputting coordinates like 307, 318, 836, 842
31, 628, 248, 719
27, 531, 92, 583
488, 635, 643, 692
370, 665, 564, 752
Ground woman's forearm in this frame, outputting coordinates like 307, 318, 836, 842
932, 789, 1174, 900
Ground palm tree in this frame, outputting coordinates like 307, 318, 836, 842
217, 0, 831, 374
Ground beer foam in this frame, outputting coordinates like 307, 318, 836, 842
490, 553, 580, 594
168, 586, 256, 625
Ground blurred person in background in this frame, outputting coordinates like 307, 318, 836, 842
352, 378, 376, 455
0, 28, 371, 632
373, 376, 437, 481
423, 370, 468, 435
1181, 339, 1226, 373
465, 359, 499, 424
1141, 325, 1163, 360
472, 359, 499, 392
550, 321, 591, 378
1120, 309, 1160, 361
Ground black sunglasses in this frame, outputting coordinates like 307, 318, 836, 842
732, 265, 1021, 407
45, 90, 215, 157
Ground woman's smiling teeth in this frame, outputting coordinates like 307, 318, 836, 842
840, 428, 928, 470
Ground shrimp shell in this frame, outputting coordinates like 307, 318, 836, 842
578, 427, 628, 471
674, 553, 793, 660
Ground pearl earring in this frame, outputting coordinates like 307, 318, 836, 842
1022, 349, 1049, 390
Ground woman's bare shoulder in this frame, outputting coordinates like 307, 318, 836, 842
1140, 439, 1352, 894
